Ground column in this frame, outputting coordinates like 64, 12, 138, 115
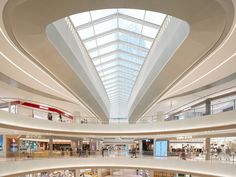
153, 139, 156, 157
49, 137, 53, 157
8, 103, 11, 113
97, 169, 102, 177
75, 169, 81, 177
205, 137, 211, 160
139, 140, 143, 155
0, 135, 6, 158
205, 99, 211, 115
149, 170, 154, 177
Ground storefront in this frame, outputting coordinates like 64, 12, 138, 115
155, 140, 168, 157
168, 138, 205, 158
142, 139, 153, 155
0, 135, 4, 157
6, 135, 19, 158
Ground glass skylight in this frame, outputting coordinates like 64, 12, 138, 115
69, 9, 166, 104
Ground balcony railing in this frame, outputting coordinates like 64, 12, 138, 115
0, 98, 235, 124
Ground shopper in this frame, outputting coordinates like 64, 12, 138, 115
48, 112, 53, 121
102, 147, 104, 157
59, 114, 62, 122
131, 148, 137, 158
180, 149, 186, 160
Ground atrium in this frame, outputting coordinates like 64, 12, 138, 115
0, 0, 236, 177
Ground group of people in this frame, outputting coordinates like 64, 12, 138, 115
47, 112, 63, 122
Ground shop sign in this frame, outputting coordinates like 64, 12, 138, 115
0, 135, 3, 151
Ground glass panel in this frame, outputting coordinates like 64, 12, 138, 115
99, 54, 118, 63
118, 61, 141, 70
70, 12, 91, 26
145, 11, 166, 25
84, 40, 97, 50
97, 33, 118, 46
100, 67, 119, 75
142, 25, 158, 38
119, 44, 147, 57
118, 32, 148, 48
78, 27, 94, 40
94, 19, 117, 35
89, 50, 99, 58
93, 59, 102, 65
91, 9, 117, 21
97, 61, 118, 71
119, 18, 142, 34
69, 8, 167, 105
118, 9, 145, 20
99, 45, 118, 55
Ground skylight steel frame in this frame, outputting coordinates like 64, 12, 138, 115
88, 40, 149, 53
75, 13, 160, 31
92, 50, 145, 61
83, 28, 153, 43
69, 9, 166, 106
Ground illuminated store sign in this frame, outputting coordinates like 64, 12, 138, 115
0, 135, 3, 151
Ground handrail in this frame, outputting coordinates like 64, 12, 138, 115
1, 97, 236, 124
0, 157, 235, 177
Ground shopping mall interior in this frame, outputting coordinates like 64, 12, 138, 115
0, 0, 236, 177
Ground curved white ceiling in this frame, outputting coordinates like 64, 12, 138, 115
1, 0, 234, 122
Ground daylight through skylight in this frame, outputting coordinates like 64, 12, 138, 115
69, 9, 166, 104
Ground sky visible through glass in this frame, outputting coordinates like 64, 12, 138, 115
70, 9, 166, 105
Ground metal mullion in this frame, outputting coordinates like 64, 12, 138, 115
75, 13, 117, 30
109, 91, 130, 97
110, 99, 127, 104
106, 85, 132, 92
109, 98, 129, 103
83, 28, 153, 43
106, 87, 132, 94
92, 50, 144, 61
101, 72, 119, 80
110, 99, 128, 103
103, 79, 134, 86
109, 95, 129, 100
104, 80, 134, 87
101, 70, 137, 78
89, 39, 149, 53
105, 85, 119, 91
96, 58, 141, 68
83, 28, 118, 43
98, 64, 139, 74
105, 83, 133, 90
107, 89, 131, 95
109, 94, 128, 99
118, 28, 153, 42
118, 40, 149, 52
118, 13, 160, 29
102, 75, 135, 83
89, 40, 118, 53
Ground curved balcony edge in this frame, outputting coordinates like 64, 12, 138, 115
0, 158, 235, 177
0, 110, 236, 136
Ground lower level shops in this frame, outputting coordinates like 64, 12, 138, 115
16, 168, 192, 177
0, 134, 235, 163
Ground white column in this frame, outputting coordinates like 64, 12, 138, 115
75, 169, 80, 177
97, 169, 102, 177
153, 139, 156, 157
49, 137, 53, 157
139, 140, 143, 154
205, 138, 211, 160
0, 135, 6, 157
149, 170, 154, 177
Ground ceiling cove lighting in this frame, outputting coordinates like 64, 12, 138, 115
69, 9, 166, 104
